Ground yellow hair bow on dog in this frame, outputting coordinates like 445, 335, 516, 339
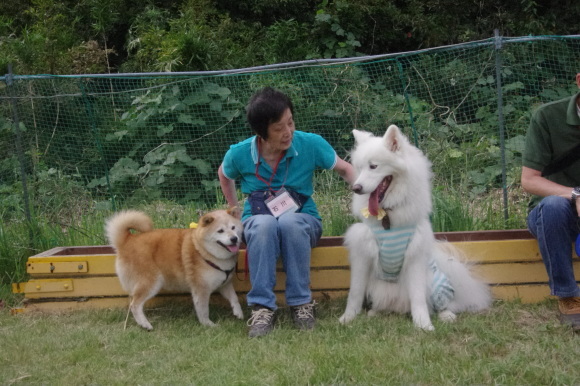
361, 207, 387, 220
189, 222, 198, 229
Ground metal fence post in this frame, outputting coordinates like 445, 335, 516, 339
494, 29, 509, 222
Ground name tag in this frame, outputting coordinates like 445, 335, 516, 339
265, 188, 299, 218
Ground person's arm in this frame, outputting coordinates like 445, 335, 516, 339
218, 164, 240, 213
521, 166, 580, 215
333, 156, 356, 187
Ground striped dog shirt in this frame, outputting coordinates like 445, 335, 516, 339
369, 224, 455, 311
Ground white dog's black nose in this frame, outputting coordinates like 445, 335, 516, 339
230, 236, 238, 244
352, 184, 363, 194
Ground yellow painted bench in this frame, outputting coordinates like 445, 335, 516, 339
11, 230, 580, 313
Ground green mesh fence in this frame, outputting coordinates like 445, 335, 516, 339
1, 34, 579, 231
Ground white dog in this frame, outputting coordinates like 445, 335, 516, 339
339, 125, 491, 331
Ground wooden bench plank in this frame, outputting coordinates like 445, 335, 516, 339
452, 239, 544, 262
472, 261, 580, 284
24, 239, 544, 278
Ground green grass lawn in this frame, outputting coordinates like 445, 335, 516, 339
1, 297, 578, 384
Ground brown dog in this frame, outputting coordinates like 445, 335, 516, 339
105, 208, 243, 330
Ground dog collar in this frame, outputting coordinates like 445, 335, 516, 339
361, 207, 387, 220
204, 259, 235, 285
361, 207, 391, 229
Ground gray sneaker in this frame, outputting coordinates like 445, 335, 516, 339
290, 301, 316, 330
247, 306, 276, 338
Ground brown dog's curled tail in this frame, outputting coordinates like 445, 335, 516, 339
105, 210, 154, 250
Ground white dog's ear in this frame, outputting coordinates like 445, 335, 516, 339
352, 129, 373, 144
383, 125, 404, 152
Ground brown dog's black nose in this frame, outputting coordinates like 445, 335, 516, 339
352, 184, 363, 194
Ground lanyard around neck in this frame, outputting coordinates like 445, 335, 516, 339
255, 139, 288, 193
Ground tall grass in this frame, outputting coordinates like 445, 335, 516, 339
432, 185, 529, 232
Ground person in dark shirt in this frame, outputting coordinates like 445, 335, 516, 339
521, 72, 580, 331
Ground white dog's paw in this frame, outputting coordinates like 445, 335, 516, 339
413, 314, 435, 331
367, 309, 377, 317
416, 322, 435, 331
339, 311, 357, 325
233, 307, 244, 320
438, 310, 457, 323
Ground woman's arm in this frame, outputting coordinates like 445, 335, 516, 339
218, 164, 239, 211
333, 156, 356, 187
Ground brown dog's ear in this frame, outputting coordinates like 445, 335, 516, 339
227, 206, 241, 220
200, 214, 215, 227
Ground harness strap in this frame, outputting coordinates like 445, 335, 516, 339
429, 259, 455, 312
204, 259, 235, 285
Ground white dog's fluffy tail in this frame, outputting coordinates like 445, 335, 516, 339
433, 241, 492, 313
105, 210, 154, 250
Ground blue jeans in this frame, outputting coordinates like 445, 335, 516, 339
243, 213, 322, 310
527, 195, 580, 297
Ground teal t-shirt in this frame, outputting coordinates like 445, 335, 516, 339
221, 131, 338, 220
522, 92, 580, 209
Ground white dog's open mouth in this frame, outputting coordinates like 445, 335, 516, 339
368, 176, 392, 216
218, 241, 240, 254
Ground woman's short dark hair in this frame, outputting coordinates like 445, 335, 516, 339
246, 87, 294, 140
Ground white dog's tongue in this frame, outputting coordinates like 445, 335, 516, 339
369, 189, 380, 216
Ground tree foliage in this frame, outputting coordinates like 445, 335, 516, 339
1, 0, 579, 75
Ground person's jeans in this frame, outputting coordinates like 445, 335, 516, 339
243, 213, 323, 310
527, 195, 580, 297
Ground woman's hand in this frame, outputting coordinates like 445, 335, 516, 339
333, 157, 356, 187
